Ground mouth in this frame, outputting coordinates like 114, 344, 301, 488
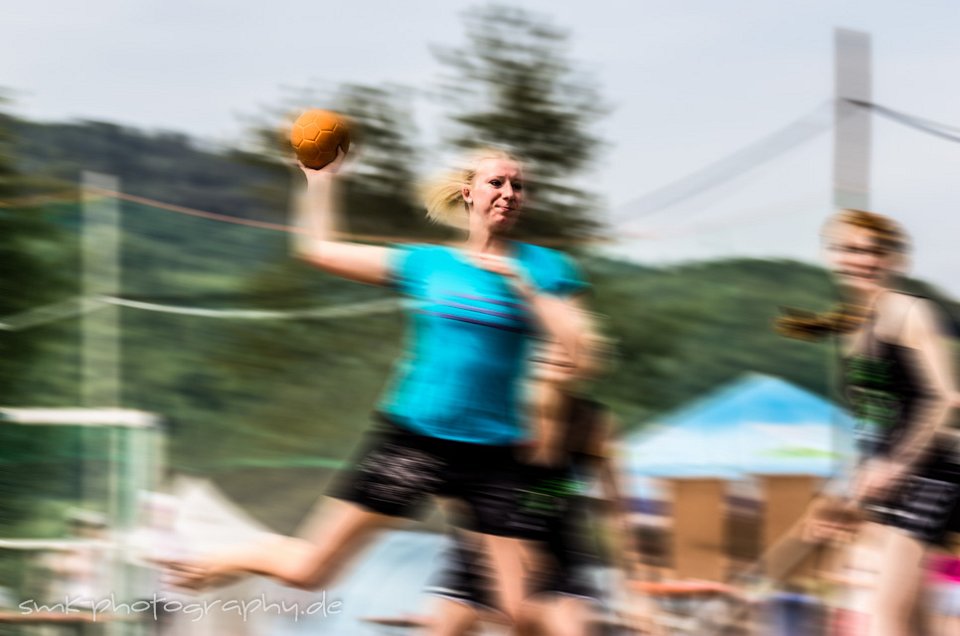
838, 269, 880, 282
531, 356, 575, 369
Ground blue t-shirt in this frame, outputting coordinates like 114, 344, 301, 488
380, 242, 586, 444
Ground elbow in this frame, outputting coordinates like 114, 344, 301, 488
293, 241, 331, 269
260, 536, 327, 591
926, 388, 952, 415
286, 573, 320, 592
277, 560, 324, 591
949, 391, 960, 410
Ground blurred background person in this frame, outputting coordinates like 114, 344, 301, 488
779, 208, 959, 636
422, 336, 650, 635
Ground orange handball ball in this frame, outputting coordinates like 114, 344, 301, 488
289, 109, 350, 169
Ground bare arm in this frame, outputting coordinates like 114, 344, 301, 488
524, 292, 599, 376
527, 380, 565, 467
886, 299, 954, 468
855, 298, 955, 501
291, 157, 394, 286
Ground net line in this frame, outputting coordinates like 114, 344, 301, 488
0, 296, 401, 332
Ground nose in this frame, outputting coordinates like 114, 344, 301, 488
837, 249, 857, 268
848, 250, 875, 270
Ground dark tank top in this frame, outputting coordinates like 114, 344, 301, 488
841, 297, 928, 458
558, 395, 604, 478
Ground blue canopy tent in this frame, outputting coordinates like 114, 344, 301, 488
626, 373, 855, 478
623, 374, 856, 505
619, 375, 858, 581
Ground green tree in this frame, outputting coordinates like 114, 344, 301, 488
435, 3, 606, 241
0, 103, 75, 405
0, 98, 74, 534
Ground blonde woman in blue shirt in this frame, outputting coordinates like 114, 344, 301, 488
172, 148, 592, 622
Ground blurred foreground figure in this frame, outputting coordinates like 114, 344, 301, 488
423, 338, 651, 635
169, 146, 593, 623
779, 209, 959, 636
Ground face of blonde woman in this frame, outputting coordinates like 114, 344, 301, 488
462, 158, 525, 233
824, 221, 895, 294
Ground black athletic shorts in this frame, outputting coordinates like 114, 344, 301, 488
428, 525, 599, 613
428, 467, 600, 611
863, 441, 960, 546
328, 416, 523, 536
506, 464, 584, 539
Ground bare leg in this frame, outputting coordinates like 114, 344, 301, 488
516, 598, 545, 636
482, 533, 541, 623
933, 612, 960, 636
867, 523, 926, 636
171, 498, 394, 590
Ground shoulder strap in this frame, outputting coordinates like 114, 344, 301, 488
565, 396, 606, 458
858, 305, 881, 357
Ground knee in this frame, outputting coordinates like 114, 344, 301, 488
511, 602, 542, 635
269, 539, 330, 590
285, 571, 320, 591
276, 561, 320, 590
543, 616, 589, 636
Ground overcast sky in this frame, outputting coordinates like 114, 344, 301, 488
4, 1, 959, 293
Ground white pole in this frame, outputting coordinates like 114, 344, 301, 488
81, 172, 121, 410
833, 28, 872, 211
81, 172, 127, 634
